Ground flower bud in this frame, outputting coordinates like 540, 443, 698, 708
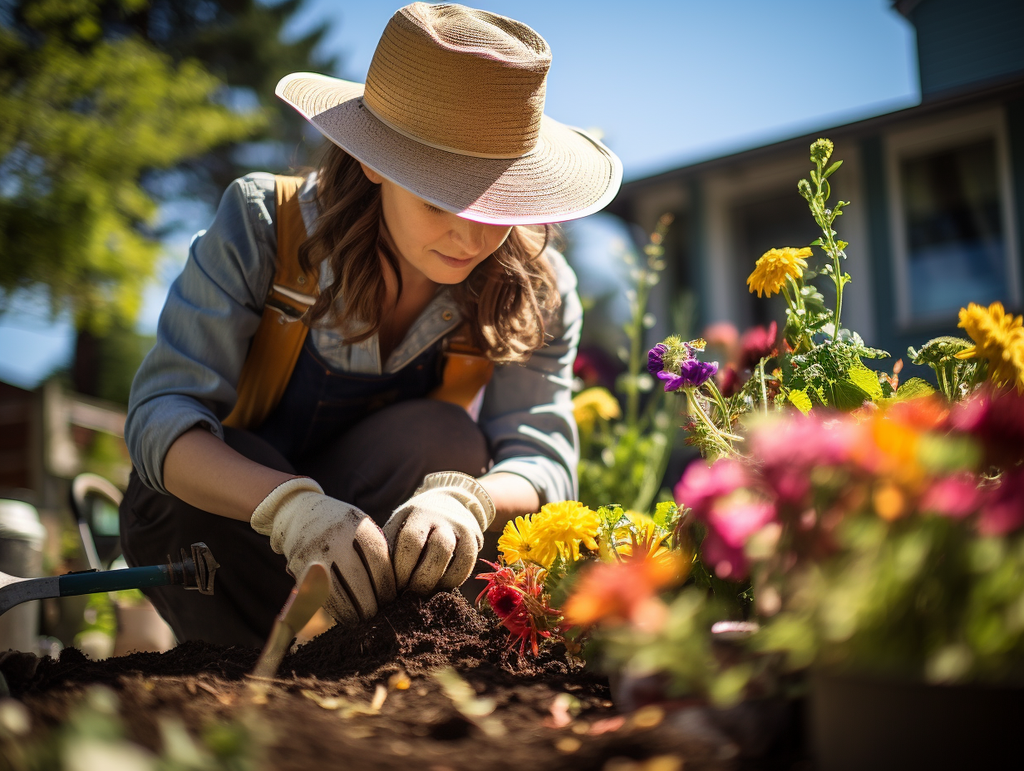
810, 138, 834, 165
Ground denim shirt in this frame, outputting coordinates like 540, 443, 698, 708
125, 173, 582, 503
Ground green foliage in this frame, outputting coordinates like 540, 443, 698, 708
908, 336, 985, 402
666, 140, 897, 459
576, 215, 677, 512
756, 517, 1024, 684
587, 587, 760, 707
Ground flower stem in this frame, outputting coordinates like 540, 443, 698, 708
685, 387, 743, 456
758, 358, 769, 415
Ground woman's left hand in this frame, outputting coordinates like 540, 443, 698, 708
384, 472, 495, 594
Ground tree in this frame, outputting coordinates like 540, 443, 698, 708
0, 0, 263, 330
0, 0, 337, 398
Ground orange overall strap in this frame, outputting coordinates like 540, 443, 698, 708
223, 175, 315, 430
429, 322, 494, 411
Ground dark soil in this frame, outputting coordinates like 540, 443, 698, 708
1, 592, 806, 770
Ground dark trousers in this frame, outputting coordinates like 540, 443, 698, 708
119, 399, 491, 648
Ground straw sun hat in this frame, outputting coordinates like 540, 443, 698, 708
276, 2, 623, 226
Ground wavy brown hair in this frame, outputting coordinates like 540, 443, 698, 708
297, 144, 561, 363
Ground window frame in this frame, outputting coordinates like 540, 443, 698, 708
885, 107, 1020, 329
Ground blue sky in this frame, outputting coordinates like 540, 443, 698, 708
0, 0, 919, 389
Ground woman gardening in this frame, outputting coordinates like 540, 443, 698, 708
119, 2, 622, 647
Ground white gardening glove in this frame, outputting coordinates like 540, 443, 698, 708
251, 477, 397, 626
384, 472, 496, 595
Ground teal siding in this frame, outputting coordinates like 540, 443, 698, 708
687, 177, 709, 330
911, 0, 1024, 96
861, 136, 895, 350
1007, 97, 1024, 309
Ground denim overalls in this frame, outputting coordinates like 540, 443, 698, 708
254, 335, 445, 463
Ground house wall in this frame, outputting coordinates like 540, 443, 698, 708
861, 101, 1023, 371
910, 0, 1024, 96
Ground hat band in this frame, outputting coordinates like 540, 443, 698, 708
360, 98, 536, 161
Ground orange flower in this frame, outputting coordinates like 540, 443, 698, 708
562, 551, 688, 630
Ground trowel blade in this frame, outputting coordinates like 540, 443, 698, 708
0, 573, 60, 616
251, 562, 330, 680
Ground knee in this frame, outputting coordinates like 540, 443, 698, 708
382, 399, 490, 477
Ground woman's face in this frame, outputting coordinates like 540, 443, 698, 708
362, 163, 512, 285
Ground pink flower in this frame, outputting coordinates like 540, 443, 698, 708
738, 321, 778, 371
700, 529, 749, 581
674, 458, 751, 516
748, 414, 857, 505
919, 475, 983, 519
979, 469, 1024, 536
701, 499, 776, 581
951, 388, 1024, 468
708, 499, 777, 549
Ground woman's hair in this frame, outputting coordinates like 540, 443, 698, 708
297, 143, 562, 363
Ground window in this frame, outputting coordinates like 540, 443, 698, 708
889, 111, 1019, 325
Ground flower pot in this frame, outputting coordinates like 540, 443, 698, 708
810, 671, 1024, 771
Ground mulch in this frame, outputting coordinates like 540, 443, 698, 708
1, 591, 807, 770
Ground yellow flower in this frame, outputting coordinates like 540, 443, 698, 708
573, 387, 621, 431
614, 511, 674, 566
955, 302, 1024, 393
746, 247, 811, 298
532, 501, 599, 564
498, 514, 553, 566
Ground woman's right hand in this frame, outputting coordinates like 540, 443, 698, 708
251, 477, 397, 626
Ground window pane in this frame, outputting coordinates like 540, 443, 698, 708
900, 138, 1007, 318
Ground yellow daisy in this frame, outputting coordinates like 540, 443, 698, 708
747, 247, 811, 298
498, 514, 553, 566
532, 501, 600, 563
573, 387, 621, 431
955, 302, 1024, 393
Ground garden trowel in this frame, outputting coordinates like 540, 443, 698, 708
0, 542, 219, 617
251, 562, 330, 680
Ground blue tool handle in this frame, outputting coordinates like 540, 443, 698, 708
58, 565, 174, 597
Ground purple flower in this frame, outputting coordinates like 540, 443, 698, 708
648, 342, 719, 391
647, 344, 669, 377
657, 359, 719, 391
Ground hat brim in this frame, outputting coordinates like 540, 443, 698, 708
277, 72, 623, 226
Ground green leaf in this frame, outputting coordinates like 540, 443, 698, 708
810, 238, 823, 247
654, 501, 680, 529
830, 377, 872, 410
847, 359, 884, 401
823, 159, 844, 179
895, 377, 936, 401
787, 389, 812, 414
